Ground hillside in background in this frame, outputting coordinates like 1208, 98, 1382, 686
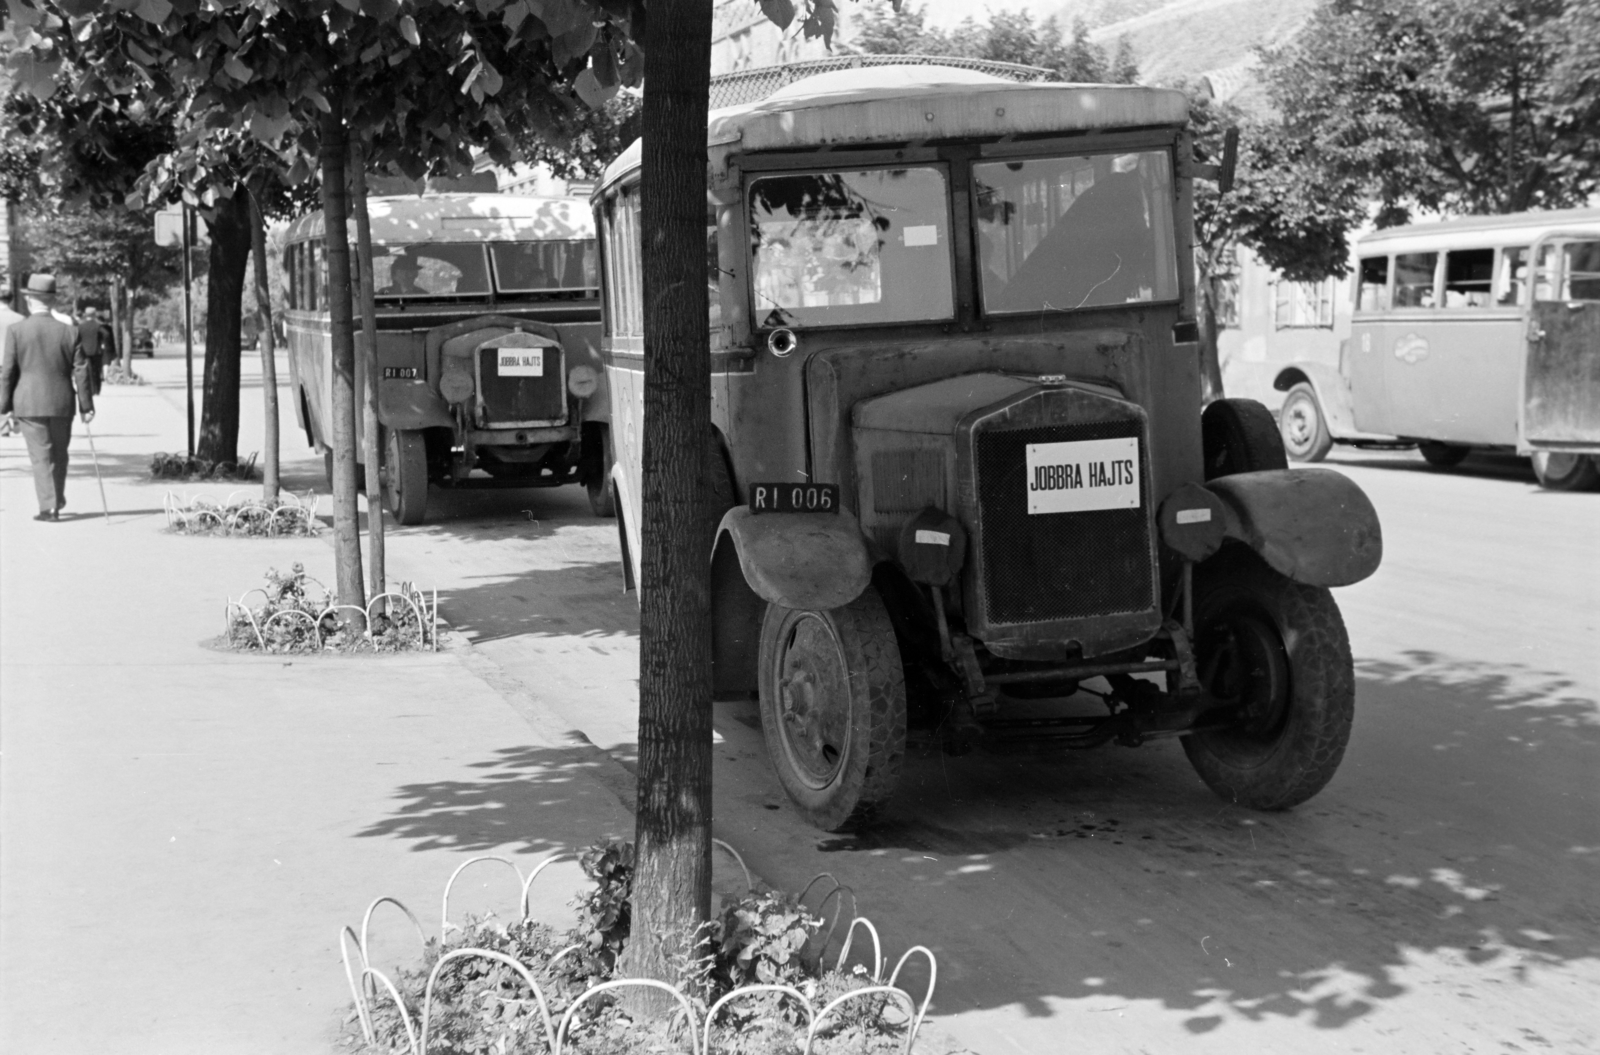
1050, 0, 1320, 108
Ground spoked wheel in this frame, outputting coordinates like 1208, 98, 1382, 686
384, 427, 429, 526
758, 586, 907, 831
1182, 550, 1354, 810
1279, 383, 1333, 463
1531, 451, 1600, 491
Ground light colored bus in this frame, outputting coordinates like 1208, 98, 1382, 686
282, 193, 611, 524
1269, 206, 1600, 490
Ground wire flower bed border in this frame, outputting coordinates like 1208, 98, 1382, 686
165, 489, 321, 537
342, 843, 937, 1055
225, 564, 438, 654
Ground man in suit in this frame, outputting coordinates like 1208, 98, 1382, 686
77, 306, 110, 394
0, 274, 95, 521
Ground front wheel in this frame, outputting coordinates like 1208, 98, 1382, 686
1530, 451, 1600, 492
384, 428, 429, 526
1279, 383, 1333, 463
1182, 550, 1354, 810
586, 425, 616, 518
1418, 441, 1469, 468
758, 587, 907, 831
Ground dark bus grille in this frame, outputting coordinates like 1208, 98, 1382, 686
476, 347, 566, 425
974, 419, 1154, 625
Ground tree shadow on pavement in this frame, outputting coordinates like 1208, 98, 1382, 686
435, 562, 636, 643
355, 743, 633, 855
715, 650, 1600, 1036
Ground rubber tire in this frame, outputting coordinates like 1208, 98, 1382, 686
1278, 384, 1333, 463
385, 428, 429, 526
1181, 549, 1354, 811
587, 425, 616, 518
1418, 441, 1469, 468
1201, 398, 1289, 480
1530, 451, 1600, 492
758, 586, 907, 832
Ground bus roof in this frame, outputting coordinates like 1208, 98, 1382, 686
597, 65, 1188, 192
285, 193, 593, 245
1356, 206, 1600, 253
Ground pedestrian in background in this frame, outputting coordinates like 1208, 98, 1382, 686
0, 274, 95, 521
77, 305, 109, 394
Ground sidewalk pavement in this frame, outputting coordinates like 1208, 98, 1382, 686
0, 377, 639, 1053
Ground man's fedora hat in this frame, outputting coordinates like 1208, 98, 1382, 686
25, 273, 59, 298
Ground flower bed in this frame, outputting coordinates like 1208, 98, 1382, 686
166, 489, 320, 537
340, 840, 937, 1054
225, 564, 438, 654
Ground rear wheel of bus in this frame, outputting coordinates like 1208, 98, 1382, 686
384, 427, 429, 525
1279, 383, 1333, 463
1531, 451, 1600, 491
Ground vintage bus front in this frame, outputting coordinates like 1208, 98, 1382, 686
282, 193, 609, 525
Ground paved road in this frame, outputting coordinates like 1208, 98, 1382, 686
148, 354, 1600, 1052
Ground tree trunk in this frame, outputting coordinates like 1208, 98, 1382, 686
624, 0, 717, 999
349, 145, 384, 600
319, 102, 365, 612
196, 188, 251, 465
108, 275, 125, 373
248, 179, 281, 501
1197, 269, 1226, 404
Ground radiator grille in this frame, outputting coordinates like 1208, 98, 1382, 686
476, 346, 566, 425
974, 418, 1153, 624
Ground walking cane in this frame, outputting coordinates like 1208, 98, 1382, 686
82, 417, 111, 523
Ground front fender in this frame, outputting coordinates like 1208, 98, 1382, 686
715, 507, 872, 611
1206, 469, 1382, 587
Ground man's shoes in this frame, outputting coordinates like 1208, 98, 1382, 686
33, 512, 56, 522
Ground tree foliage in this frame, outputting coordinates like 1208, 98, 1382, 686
851, 3, 1140, 83
21, 202, 182, 307
1260, 0, 1600, 225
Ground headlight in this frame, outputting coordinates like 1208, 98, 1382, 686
567, 364, 599, 398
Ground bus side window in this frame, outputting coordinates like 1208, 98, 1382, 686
1357, 256, 1389, 311
284, 245, 297, 310
1394, 252, 1438, 308
1443, 248, 1494, 308
1495, 246, 1528, 306
707, 199, 722, 333
1563, 240, 1600, 300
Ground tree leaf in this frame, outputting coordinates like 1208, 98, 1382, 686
133, 0, 172, 24
573, 67, 617, 109
758, 0, 794, 31
502, 0, 530, 33
223, 54, 253, 82
249, 107, 292, 144
359, 0, 401, 20
398, 14, 420, 46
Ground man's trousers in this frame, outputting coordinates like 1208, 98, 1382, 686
17, 416, 72, 513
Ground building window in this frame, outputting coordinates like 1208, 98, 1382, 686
1273, 278, 1335, 328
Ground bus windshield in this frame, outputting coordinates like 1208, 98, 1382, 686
374, 243, 491, 300
491, 240, 598, 293
748, 167, 953, 328
975, 151, 1177, 314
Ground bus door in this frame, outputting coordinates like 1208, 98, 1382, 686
1348, 254, 1396, 434
1406, 246, 1521, 446
1521, 233, 1600, 452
